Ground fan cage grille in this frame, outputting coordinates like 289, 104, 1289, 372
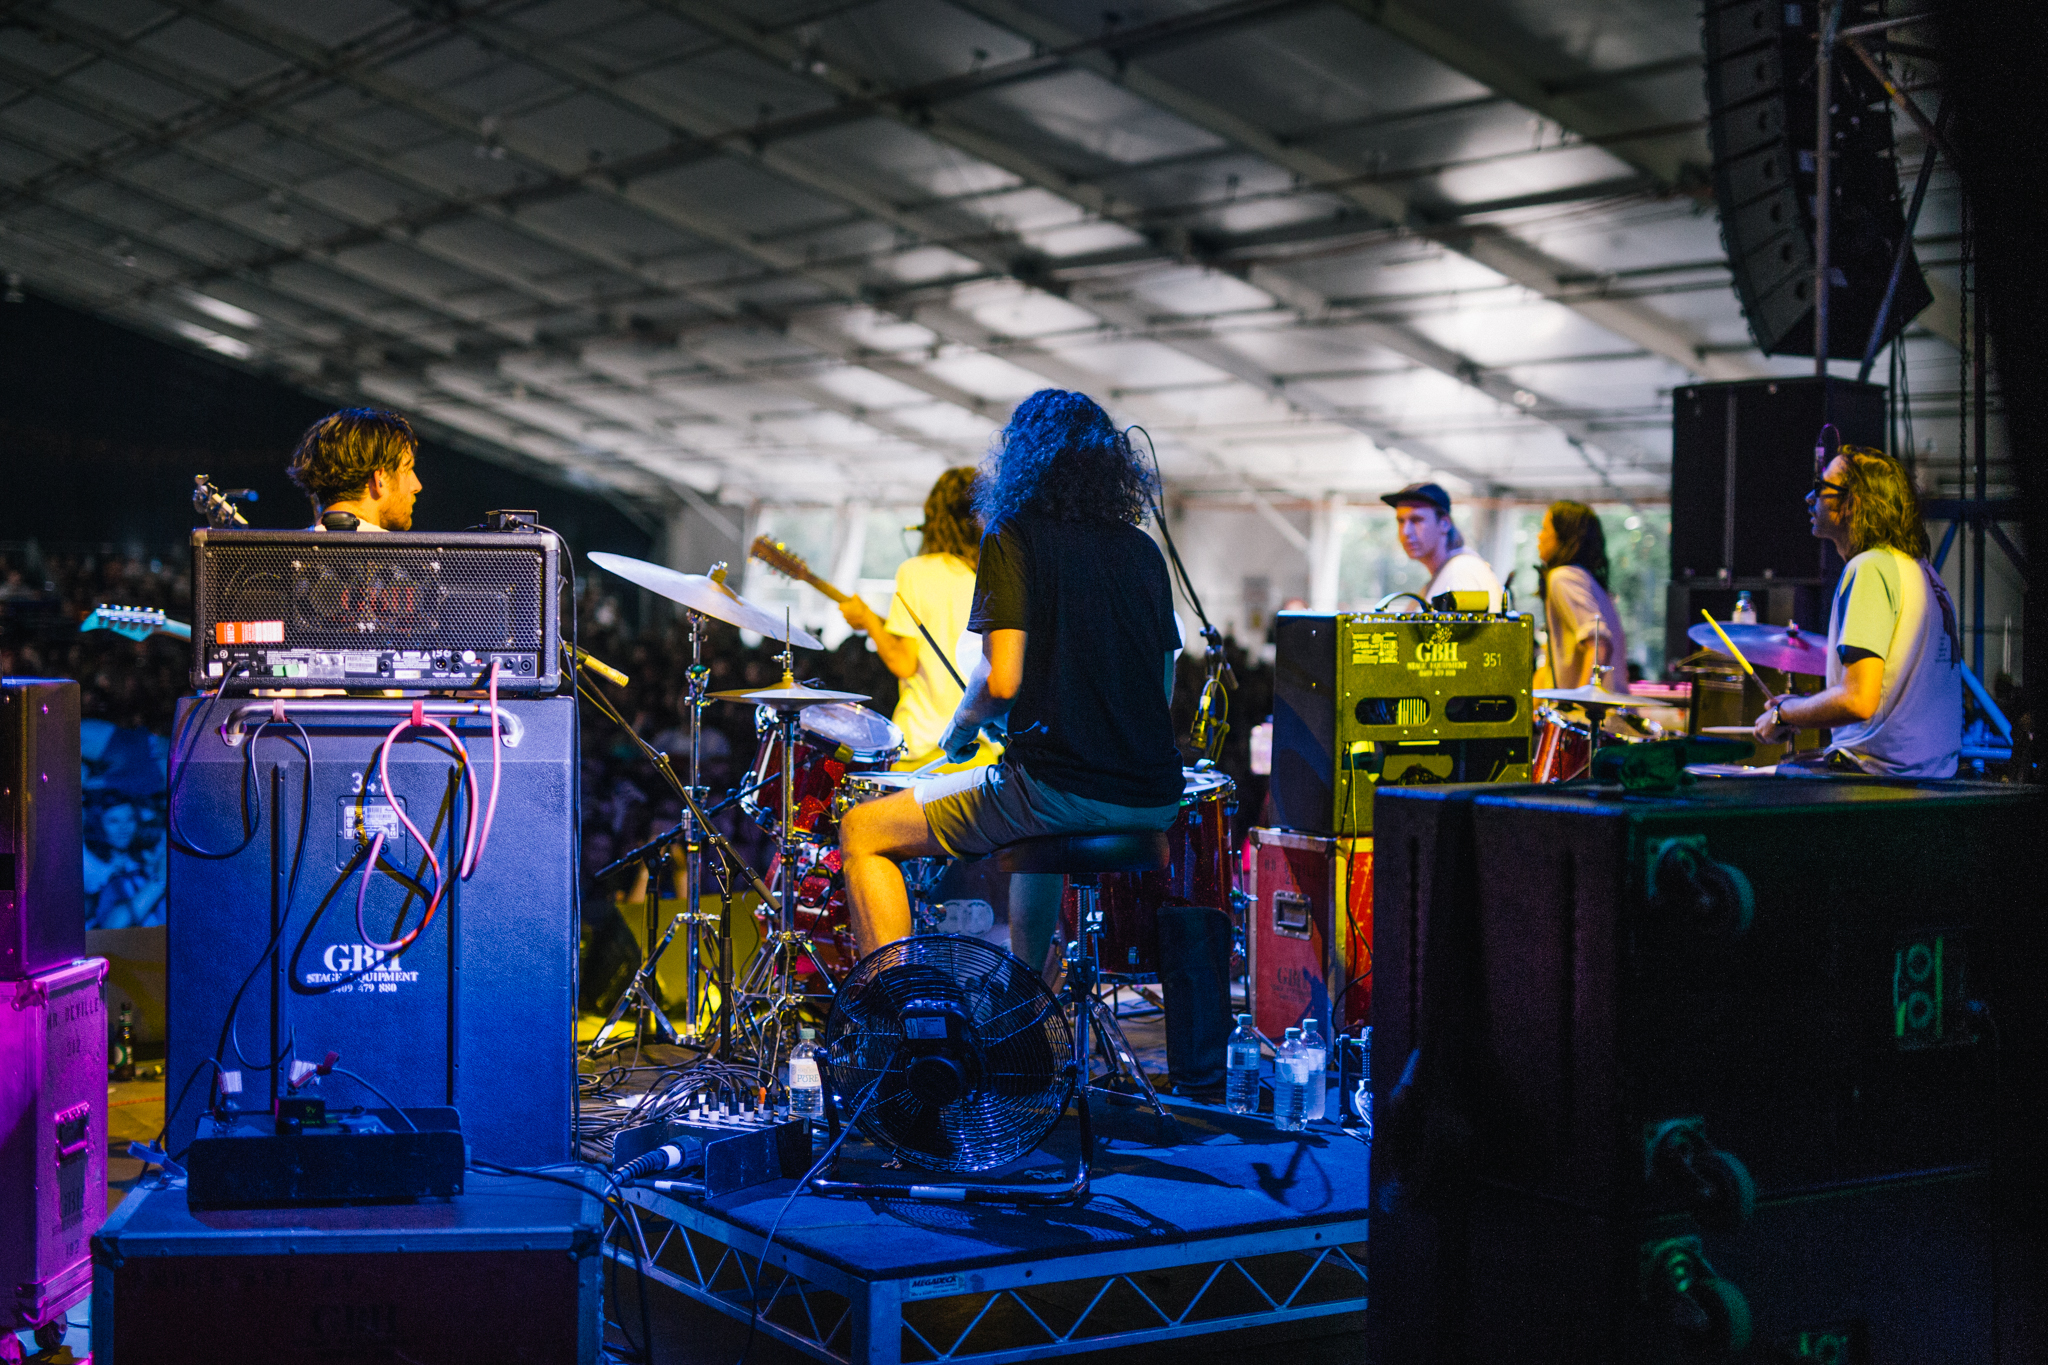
825, 935, 1071, 1174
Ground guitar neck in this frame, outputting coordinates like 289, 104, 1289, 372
750, 538, 851, 603
791, 567, 850, 604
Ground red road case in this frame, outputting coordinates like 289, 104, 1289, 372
1247, 829, 1372, 1039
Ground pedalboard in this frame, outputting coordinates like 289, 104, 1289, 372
611, 1105, 812, 1199
184, 1101, 466, 1208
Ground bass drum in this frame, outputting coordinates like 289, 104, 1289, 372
1060, 767, 1237, 981
742, 703, 903, 837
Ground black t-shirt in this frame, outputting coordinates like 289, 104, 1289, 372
967, 514, 1184, 807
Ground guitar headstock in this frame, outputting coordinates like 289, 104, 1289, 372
81, 604, 169, 643
748, 535, 811, 582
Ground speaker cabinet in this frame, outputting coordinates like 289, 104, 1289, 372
1669, 376, 1886, 584
1369, 778, 2045, 1363
2, 678, 84, 980
1705, 0, 1932, 358
165, 696, 576, 1167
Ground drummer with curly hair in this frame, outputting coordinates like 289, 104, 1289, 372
1753, 444, 1962, 776
840, 390, 1185, 961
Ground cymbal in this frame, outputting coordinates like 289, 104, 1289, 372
1534, 685, 1649, 708
1685, 620, 1828, 676
711, 678, 870, 710
589, 552, 824, 649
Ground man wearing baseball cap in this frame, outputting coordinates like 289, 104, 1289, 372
1382, 481, 1503, 607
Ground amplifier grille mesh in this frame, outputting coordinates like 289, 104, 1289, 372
199, 543, 543, 652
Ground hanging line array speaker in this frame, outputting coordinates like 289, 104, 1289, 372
1704, 0, 1932, 358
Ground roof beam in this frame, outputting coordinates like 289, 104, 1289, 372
937, 0, 1761, 383
24, 2, 995, 482
1323, 0, 1702, 189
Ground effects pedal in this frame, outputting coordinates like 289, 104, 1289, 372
184, 1099, 466, 1208
611, 1103, 811, 1199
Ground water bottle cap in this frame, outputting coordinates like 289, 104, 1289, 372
1283, 1026, 1300, 1039
1236, 1014, 1251, 1025
798, 1028, 815, 1041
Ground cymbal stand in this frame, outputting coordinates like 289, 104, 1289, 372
577, 631, 776, 1061
731, 633, 840, 1084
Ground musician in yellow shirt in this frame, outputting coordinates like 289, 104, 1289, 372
837, 467, 996, 770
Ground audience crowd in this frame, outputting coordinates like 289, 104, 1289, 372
2, 549, 1270, 964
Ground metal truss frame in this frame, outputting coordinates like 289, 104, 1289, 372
617, 1186, 1368, 1365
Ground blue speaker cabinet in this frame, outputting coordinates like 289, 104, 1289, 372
165, 695, 576, 1167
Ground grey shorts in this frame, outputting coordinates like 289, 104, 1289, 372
916, 762, 1182, 860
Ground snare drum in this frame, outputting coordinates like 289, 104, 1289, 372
1061, 767, 1238, 980
1532, 707, 1593, 782
742, 703, 903, 837
831, 770, 922, 823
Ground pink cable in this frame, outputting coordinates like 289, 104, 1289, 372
355, 710, 478, 953
458, 661, 502, 880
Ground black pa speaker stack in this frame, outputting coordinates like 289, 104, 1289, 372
2, 678, 84, 980
1704, 0, 1931, 359
1369, 778, 2046, 1364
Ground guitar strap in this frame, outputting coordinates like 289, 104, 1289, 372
892, 593, 970, 693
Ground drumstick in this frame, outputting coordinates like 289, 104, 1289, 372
1698, 610, 1771, 704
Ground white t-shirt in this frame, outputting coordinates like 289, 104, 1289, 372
1424, 548, 1502, 607
1541, 564, 1628, 691
883, 554, 980, 762
1824, 548, 1962, 778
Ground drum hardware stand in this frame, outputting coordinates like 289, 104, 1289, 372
578, 614, 773, 1062
729, 633, 842, 1082
1065, 882, 1178, 1139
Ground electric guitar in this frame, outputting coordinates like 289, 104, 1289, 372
749, 538, 973, 695
747, 536, 853, 604
80, 605, 193, 643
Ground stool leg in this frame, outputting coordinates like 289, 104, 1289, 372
1068, 877, 1179, 1143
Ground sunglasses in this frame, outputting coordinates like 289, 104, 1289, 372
1805, 478, 1846, 502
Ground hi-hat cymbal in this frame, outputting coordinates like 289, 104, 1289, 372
589, 552, 824, 649
711, 677, 869, 709
1534, 685, 1649, 708
1685, 620, 1828, 676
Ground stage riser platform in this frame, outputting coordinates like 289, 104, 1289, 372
613, 1103, 1371, 1365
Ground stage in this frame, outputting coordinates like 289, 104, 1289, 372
614, 1100, 1369, 1365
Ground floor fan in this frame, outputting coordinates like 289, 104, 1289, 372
810, 934, 1095, 1204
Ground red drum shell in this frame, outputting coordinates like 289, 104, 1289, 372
1532, 710, 1593, 783
1059, 768, 1237, 980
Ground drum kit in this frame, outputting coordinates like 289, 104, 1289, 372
580, 552, 1240, 1077
1529, 620, 1830, 781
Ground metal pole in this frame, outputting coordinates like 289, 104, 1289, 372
683, 610, 705, 1039
1859, 102, 1945, 382
1973, 225, 1988, 678
1815, 1, 1842, 381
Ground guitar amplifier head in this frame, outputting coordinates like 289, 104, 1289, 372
190, 529, 561, 695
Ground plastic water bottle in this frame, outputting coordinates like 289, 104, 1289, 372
787, 1029, 823, 1120
1225, 1014, 1261, 1115
1733, 591, 1757, 625
1298, 1014, 1328, 1123
1273, 1027, 1309, 1132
